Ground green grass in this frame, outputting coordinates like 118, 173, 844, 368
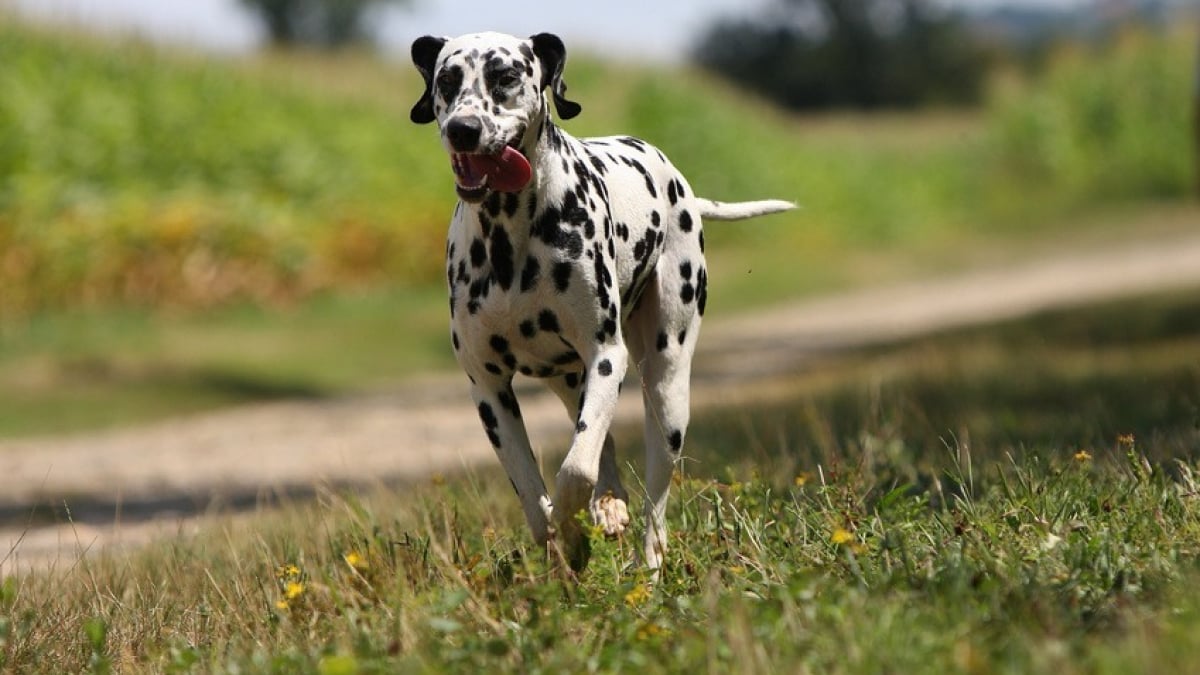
0, 286, 454, 436
3, 291, 1200, 672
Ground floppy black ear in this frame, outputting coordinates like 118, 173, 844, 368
529, 32, 581, 120
410, 35, 447, 124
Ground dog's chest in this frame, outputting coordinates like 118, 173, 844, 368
445, 212, 607, 377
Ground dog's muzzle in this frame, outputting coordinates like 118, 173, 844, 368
449, 145, 533, 202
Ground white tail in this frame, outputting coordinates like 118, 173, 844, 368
696, 198, 796, 221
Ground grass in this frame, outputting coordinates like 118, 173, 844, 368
0, 286, 454, 436
2, 291, 1200, 672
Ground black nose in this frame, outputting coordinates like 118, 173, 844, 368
445, 116, 483, 152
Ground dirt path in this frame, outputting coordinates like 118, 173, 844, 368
5, 229, 1200, 574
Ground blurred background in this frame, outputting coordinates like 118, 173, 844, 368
0, 0, 1196, 439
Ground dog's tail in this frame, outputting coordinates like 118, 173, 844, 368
696, 198, 796, 221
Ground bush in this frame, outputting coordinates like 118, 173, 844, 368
989, 26, 1196, 203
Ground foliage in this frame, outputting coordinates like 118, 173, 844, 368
238, 0, 409, 48
989, 26, 1197, 205
0, 21, 449, 318
0, 21, 1193, 321
691, 0, 992, 110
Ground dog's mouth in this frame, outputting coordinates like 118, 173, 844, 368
451, 144, 532, 203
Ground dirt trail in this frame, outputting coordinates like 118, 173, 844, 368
4, 230, 1200, 574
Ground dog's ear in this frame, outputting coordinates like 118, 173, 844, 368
410, 35, 447, 124
529, 32, 582, 120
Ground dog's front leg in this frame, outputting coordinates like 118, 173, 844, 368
553, 344, 629, 570
470, 380, 553, 546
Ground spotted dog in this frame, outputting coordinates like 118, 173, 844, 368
410, 31, 794, 572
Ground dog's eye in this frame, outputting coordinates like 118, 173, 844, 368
436, 68, 463, 101
496, 70, 519, 89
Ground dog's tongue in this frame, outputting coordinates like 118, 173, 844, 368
464, 146, 532, 193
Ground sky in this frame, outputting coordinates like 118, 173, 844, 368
4, 0, 1092, 63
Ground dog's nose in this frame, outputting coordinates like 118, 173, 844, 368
445, 116, 483, 152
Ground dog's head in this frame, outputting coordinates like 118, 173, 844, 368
409, 32, 581, 203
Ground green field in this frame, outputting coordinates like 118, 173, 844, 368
0, 19, 1195, 438
3, 291, 1199, 673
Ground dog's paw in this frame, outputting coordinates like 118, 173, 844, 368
590, 492, 630, 538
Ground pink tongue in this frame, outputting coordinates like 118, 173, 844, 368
465, 146, 532, 193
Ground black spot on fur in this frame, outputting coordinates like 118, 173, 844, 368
597, 359, 612, 376
489, 334, 509, 354
679, 261, 692, 280
478, 401, 500, 439
679, 210, 693, 232
490, 226, 515, 290
519, 320, 536, 338
680, 284, 695, 304
470, 239, 486, 267
553, 350, 580, 365
552, 262, 572, 292
538, 309, 560, 333
564, 372, 579, 388
520, 256, 540, 292
656, 331, 668, 351
668, 429, 683, 453
532, 206, 583, 260
497, 390, 522, 419
485, 192, 502, 218
475, 398, 499, 446
485, 362, 502, 375
678, 329, 688, 345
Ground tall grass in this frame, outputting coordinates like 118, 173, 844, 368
2, 439, 1198, 672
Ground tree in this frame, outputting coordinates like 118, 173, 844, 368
239, 0, 408, 48
691, 0, 991, 110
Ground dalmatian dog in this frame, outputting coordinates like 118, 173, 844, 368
410, 31, 793, 572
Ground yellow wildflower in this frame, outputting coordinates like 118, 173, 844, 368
624, 583, 650, 608
636, 622, 664, 640
344, 551, 367, 570
1074, 450, 1093, 462
275, 599, 290, 611
285, 581, 305, 600
794, 474, 809, 487
1117, 433, 1135, 446
831, 527, 855, 545
277, 564, 300, 579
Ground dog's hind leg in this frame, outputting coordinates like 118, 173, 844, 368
626, 269, 702, 572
